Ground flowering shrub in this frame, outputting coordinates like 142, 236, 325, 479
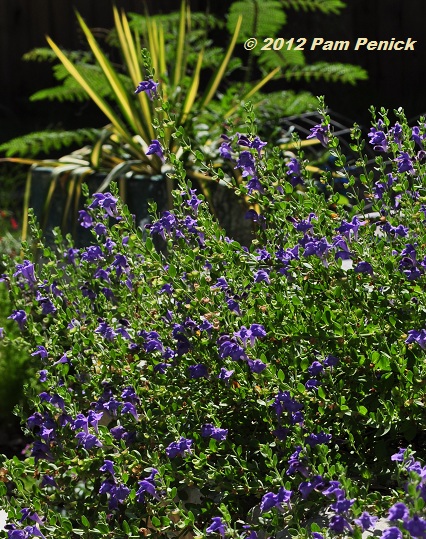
0, 95, 426, 538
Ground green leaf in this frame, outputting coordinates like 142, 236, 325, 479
357, 405, 368, 416
227, 1, 287, 42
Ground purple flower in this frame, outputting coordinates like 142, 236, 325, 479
308, 360, 324, 376
295, 213, 316, 233
354, 261, 373, 275
99, 480, 130, 510
41, 474, 57, 488
246, 177, 264, 194
166, 437, 192, 458
391, 123, 403, 145
322, 481, 344, 499
206, 517, 227, 538
330, 497, 355, 514
388, 502, 409, 521
329, 515, 353, 534
298, 475, 324, 499
254, 269, 270, 284
75, 432, 102, 450
217, 368, 234, 384
80, 245, 104, 264
100, 460, 115, 477
8, 310, 27, 330
323, 355, 339, 368
405, 329, 426, 349
272, 391, 303, 417
13, 260, 37, 287
121, 402, 139, 421
88, 193, 119, 218
201, 424, 228, 441
187, 194, 202, 216
391, 448, 407, 461
246, 359, 267, 373
286, 445, 308, 476
237, 133, 251, 147
94, 222, 107, 235
307, 124, 330, 147
38, 370, 48, 383
78, 210, 93, 229
95, 322, 117, 342
31, 346, 48, 359
302, 237, 331, 264
396, 151, 414, 173
336, 216, 365, 241
219, 142, 232, 160
134, 79, 159, 99
381, 527, 402, 539
136, 469, 160, 503
368, 127, 389, 152
188, 364, 209, 379
305, 379, 320, 390
250, 136, 267, 157
412, 126, 426, 147
235, 151, 257, 177
146, 139, 165, 161
286, 158, 303, 186
260, 487, 292, 513
305, 431, 332, 447
382, 222, 409, 237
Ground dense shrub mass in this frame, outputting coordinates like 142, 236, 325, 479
0, 95, 426, 538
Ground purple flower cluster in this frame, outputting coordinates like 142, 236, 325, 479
384, 450, 426, 538
218, 133, 267, 193
307, 124, 331, 147
166, 437, 192, 458
260, 487, 292, 513
217, 323, 267, 372
134, 79, 159, 99
147, 209, 205, 247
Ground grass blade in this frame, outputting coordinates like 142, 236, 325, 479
201, 15, 242, 108
224, 67, 281, 119
179, 50, 204, 126
173, 0, 187, 87
74, 12, 139, 136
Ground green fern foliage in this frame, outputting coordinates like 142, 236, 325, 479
23, 48, 93, 64
284, 62, 368, 84
257, 47, 306, 71
0, 129, 101, 158
227, 1, 287, 41
279, 0, 345, 13
30, 64, 133, 103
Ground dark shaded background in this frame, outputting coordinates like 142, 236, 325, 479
0, 0, 425, 143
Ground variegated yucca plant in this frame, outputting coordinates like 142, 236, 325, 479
1, 1, 279, 243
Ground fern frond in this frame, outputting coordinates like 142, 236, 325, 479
30, 64, 133, 103
0, 129, 101, 158
254, 89, 319, 116
256, 47, 306, 71
284, 62, 368, 84
23, 48, 93, 64
279, 0, 345, 14
126, 11, 223, 37
227, 1, 287, 42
